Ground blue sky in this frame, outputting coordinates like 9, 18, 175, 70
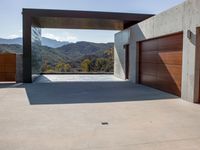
0, 0, 185, 43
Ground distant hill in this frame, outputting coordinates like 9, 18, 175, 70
58, 41, 114, 59
0, 37, 69, 48
41, 37, 69, 48
0, 38, 22, 45
0, 41, 114, 73
0, 44, 22, 54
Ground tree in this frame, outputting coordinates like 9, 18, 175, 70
81, 59, 91, 72
95, 58, 107, 71
55, 62, 71, 72
41, 60, 55, 73
63, 63, 71, 72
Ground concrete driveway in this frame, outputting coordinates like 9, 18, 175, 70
0, 81, 200, 150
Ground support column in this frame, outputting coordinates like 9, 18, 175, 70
23, 14, 32, 83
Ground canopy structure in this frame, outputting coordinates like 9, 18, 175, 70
22, 8, 154, 82
23, 9, 154, 30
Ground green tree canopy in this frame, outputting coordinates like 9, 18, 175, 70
81, 59, 92, 72
55, 62, 71, 72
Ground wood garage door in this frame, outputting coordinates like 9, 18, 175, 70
139, 33, 183, 96
0, 54, 16, 82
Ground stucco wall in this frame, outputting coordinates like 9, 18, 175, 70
114, 0, 200, 103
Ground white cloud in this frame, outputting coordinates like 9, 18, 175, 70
66, 35, 77, 41
42, 29, 117, 43
7, 34, 19, 39
42, 33, 59, 40
42, 32, 78, 42
6, 29, 22, 39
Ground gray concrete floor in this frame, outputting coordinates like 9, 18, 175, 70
34, 74, 123, 83
1, 80, 200, 150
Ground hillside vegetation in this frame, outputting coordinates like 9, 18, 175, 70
0, 42, 114, 73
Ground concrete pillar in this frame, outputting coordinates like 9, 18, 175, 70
23, 14, 32, 83
181, 29, 196, 102
16, 54, 23, 83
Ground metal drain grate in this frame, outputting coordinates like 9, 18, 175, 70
101, 122, 109, 125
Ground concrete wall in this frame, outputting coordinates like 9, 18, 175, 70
114, 0, 200, 103
114, 28, 130, 80
16, 54, 23, 83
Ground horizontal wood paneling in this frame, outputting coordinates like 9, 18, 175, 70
140, 51, 158, 63
158, 51, 182, 65
140, 39, 158, 52
139, 33, 183, 96
158, 33, 183, 52
0, 54, 16, 82
0, 65, 4, 73
140, 63, 157, 76
139, 74, 157, 87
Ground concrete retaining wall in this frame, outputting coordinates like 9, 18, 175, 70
114, 0, 200, 103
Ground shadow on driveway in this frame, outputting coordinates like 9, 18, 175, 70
11, 81, 178, 105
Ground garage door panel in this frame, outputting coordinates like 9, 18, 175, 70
157, 75, 181, 87
140, 74, 157, 87
157, 64, 182, 81
140, 63, 157, 76
159, 43, 182, 52
157, 84, 181, 96
157, 75, 181, 89
158, 33, 183, 52
139, 33, 183, 96
140, 51, 158, 63
140, 39, 158, 52
158, 51, 182, 65
157, 77, 181, 96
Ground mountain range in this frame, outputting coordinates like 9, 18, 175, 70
0, 39, 114, 73
0, 37, 69, 48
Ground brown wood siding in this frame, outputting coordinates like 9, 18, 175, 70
139, 33, 183, 96
0, 54, 16, 82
